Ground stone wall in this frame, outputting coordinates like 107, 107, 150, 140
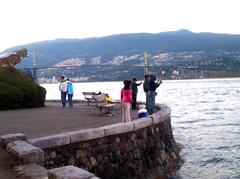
28, 104, 182, 179
0, 104, 182, 178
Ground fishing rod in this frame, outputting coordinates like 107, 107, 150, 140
157, 69, 164, 85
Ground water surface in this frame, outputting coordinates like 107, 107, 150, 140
41, 78, 240, 179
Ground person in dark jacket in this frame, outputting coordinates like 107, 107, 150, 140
143, 74, 150, 110
147, 74, 163, 114
131, 78, 142, 110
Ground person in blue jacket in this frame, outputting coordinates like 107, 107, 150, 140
66, 79, 74, 107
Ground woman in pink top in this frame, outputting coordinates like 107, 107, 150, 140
121, 80, 132, 122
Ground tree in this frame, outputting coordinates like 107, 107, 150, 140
0, 48, 28, 67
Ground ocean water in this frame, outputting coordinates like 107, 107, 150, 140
41, 78, 240, 179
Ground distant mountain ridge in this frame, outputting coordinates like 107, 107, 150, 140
2, 29, 240, 68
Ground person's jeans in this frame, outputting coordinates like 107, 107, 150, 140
147, 91, 155, 114
145, 92, 148, 111
132, 93, 137, 109
68, 94, 73, 107
61, 91, 67, 107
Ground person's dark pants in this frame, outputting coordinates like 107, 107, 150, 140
61, 91, 67, 107
68, 94, 73, 107
132, 93, 137, 109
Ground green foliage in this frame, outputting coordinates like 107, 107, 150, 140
0, 82, 24, 109
0, 66, 46, 109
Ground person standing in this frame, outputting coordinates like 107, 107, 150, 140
121, 80, 132, 122
67, 79, 74, 107
147, 74, 163, 114
143, 74, 150, 110
131, 78, 142, 110
59, 75, 68, 107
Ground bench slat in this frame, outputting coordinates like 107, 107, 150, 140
82, 92, 97, 105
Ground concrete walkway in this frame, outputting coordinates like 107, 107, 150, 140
0, 101, 138, 179
0, 102, 138, 139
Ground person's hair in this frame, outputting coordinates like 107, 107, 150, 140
124, 80, 132, 90
150, 74, 157, 80
144, 74, 150, 79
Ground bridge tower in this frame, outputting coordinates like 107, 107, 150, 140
144, 51, 148, 75
32, 52, 37, 83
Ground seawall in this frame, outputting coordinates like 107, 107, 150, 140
1, 104, 182, 178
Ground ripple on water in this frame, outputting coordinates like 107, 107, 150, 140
210, 144, 240, 150
204, 111, 224, 115
223, 108, 235, 111
210, 146, 231, 150
176, 119, 205, 124
201, 123, 240, 128
175, 117, 220, 125
199, 157, 228, 167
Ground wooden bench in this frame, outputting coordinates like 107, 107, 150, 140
82, 92, 97, 105
93, 93, 107, 103
93, 94, 116, 116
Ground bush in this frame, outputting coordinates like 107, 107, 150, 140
0, 82, 24, 109
0, 66, 46, 109
35, 85, 46, 107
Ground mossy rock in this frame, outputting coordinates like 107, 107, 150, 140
0, 66, 46, 109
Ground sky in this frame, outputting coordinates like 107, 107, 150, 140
0, 0, 240, 52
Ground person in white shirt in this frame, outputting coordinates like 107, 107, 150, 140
59, 75, 68, 107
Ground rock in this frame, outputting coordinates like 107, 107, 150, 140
0, 133, 27, 148
48, 165, 97, 179
7, 140, 44, 164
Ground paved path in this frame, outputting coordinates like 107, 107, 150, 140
0, 102, 138, 179
0, 102, 138, 139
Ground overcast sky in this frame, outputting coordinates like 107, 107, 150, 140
0, 0, 240, 52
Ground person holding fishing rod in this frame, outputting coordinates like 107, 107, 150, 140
147, 74, 163, 114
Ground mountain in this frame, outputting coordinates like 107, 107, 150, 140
2, 29, 240, 68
